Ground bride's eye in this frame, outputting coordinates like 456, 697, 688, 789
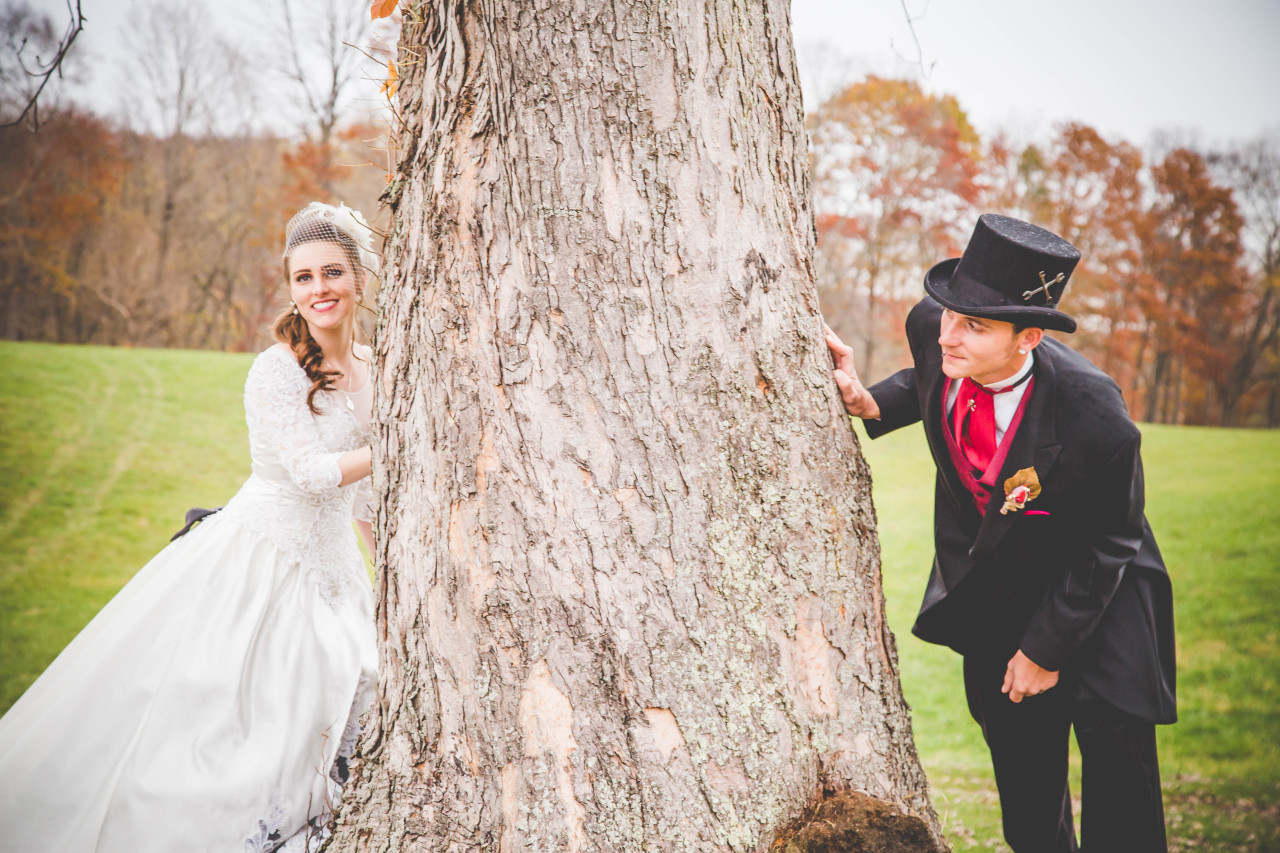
324, 266, 345, 278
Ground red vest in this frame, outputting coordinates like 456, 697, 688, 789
941, 377, 1035, 513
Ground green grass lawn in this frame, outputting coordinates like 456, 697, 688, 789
0, 343, 254, 706
1, 341, 1277, 851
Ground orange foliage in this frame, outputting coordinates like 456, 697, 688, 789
0, 108, 125, 339
381, 59, 399, 98
808, 76, 982, 381
1135, 148, 1245, 423
282, 140, 343, 210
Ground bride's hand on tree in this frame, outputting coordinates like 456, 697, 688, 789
825, 325, 881, 420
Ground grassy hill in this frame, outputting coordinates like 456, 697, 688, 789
1, 341, 1276, 851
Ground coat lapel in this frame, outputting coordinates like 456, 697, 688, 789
970, 349, 1063, 557
921, 352, 971, 511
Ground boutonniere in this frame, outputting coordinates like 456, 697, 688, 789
1001, 467, 1042, 515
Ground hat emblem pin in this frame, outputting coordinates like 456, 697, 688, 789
1023, 271, 1065, 303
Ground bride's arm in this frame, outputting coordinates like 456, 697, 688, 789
247, 351, 372, 495
338, 446, 372, 487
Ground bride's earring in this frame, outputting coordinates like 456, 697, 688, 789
291, 302, 299, 315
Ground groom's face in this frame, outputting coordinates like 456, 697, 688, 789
938, 309, 1039, 386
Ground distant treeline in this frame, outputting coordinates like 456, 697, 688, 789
1, 0, 390, 352
0, 111, 385, 352
3, 0, 1276, 429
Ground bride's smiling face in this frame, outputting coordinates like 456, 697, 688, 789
287, 241, 362, 330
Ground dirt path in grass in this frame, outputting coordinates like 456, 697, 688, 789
0, 357, 162, 578
79, 359, 163, 523
0, 365, 115, 548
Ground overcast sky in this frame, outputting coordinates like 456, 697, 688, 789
791, 0, 1280, 148
30, 0, 1280, 148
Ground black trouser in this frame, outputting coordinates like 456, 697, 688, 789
963, 655, 1167, 853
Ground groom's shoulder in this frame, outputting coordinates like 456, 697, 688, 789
1041, 339, 1139, 449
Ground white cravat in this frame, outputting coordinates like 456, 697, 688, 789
946, 351, 1035, 443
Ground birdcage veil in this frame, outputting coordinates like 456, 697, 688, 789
283, 202, 380, 298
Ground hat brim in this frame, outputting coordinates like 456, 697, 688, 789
923, 258, 1078, 333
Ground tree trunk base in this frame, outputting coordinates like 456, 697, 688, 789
773, 791, 946, 853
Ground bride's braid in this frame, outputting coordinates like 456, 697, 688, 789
272, 308, 341, 415
274, 215, 366, 414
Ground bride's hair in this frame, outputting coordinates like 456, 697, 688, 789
273, 214, 367, 414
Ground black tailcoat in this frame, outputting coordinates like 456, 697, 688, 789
867, 298, 1176, 724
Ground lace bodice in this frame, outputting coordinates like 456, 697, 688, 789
221, 345, 374, 608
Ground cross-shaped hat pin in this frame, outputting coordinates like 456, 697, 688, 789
1023, 271, 1065, 302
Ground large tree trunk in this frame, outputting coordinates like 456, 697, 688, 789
331, 2, 943, 850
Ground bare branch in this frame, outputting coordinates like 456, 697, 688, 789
889, 0, 936, 80
2, 0, 85, 130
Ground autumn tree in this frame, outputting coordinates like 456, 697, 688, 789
1210, 135, 1280, 426
113, 1, 255, 345
1136, 148, 1245, 424
808, 76, 981, 384
982, 124, 1147, 392
264, 0, 388, 199
0, 107, 123, 341
0, 4, 121, 342
329, 3, 943, 851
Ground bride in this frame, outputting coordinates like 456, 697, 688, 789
0, 202, 382, 852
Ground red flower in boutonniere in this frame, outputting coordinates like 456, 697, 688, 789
1001, 467, 1042, 515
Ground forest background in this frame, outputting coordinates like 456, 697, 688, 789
4, 0, 1279, 427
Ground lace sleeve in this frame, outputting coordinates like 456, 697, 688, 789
245, 348, 345, 494
352, 475, 375, 524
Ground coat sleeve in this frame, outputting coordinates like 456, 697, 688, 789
865, 368, 921, 438
1018, 432, 1147, 671
862, 298, 941, 439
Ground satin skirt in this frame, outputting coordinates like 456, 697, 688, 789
0, 511, 377, 852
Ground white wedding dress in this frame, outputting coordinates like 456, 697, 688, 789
0, 344, 379, 853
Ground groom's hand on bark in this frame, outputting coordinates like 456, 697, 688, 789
825, 325, 881, 420
1002, 650, 1060, 703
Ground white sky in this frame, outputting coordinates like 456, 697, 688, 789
29, 0, 1280, 148
790, 0, 1280, 148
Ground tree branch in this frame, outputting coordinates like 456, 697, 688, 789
890, 0, 935, 80
3, 0, 85, 131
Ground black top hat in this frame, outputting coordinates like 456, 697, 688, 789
923, 214, 1081, 333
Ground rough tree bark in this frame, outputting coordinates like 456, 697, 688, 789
331, 2, 944, 850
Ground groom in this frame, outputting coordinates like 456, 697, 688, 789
826, 214, 1175, 852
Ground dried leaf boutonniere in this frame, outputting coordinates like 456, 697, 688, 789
1001, 467, 1042, 515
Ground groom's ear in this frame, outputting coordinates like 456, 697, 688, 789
1015, 327, 1044, 352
